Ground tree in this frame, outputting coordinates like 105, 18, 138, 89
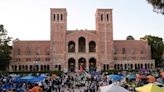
126, 35, 135, 40
0, 24, 12, 71
147, 0, 164, 14
140, 35, 164, 67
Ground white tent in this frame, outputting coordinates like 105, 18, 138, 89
99, 83, 129, 92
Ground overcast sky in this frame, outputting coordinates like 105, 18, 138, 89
0, 0, 163, 40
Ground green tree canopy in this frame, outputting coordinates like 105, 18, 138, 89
126, 35, 135, 40
147, 0, 164, 14
140, 35, 164, 67
0, 24, 12, 71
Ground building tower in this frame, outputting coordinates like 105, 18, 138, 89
96, 9, 114, 70
50, 8, 67, 71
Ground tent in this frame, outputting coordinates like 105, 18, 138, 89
135, 83, 164, 92
20, 75, 37, 82
99, 83, 129, 92
108, 74, 124, 81
127, 74, 136, 80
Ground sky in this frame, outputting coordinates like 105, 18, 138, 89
0, 0, 164, 40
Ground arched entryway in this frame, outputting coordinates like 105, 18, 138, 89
89, 58, 96, 71
68, 58, 76, 72
78, 58, 86, 70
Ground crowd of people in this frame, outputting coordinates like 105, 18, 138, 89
0, 68, 164, 92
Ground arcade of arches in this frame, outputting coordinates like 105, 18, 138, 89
11, 65, 50, 71
114, 63, 153, 70
68, 57, 97, 72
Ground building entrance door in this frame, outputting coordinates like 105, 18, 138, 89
68, 58, 76, 72
89, 58, 96, 71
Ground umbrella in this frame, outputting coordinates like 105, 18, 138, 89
108, 74, 124, 81
99, 83, 129, 92
147, 75, 156, 83
136, 83, 164, 92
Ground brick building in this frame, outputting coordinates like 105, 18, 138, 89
9, 8, 155, 72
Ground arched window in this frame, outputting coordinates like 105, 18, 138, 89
101, 14, 103, 21
61, 14, 63, 21
89, 41, 96, 52
54, 14, 56, 21
78, 37, 86, 52
57, 14, 59, 21
107, 14, 109, 21
68, 41, 75, 52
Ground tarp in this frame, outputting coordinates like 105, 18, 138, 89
127, 74, 136, 80
99, 83, 129, 92
108, 74, 124, 81
135, 83, 164, 92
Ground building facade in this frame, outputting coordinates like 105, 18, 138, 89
10, 8, 155, 72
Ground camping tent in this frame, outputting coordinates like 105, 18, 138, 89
135, 83, 164, 92
108, 74, 124, 81
99, 83, 129, 92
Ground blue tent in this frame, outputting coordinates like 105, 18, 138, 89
108, 74, 124, 81
12, 77, 22, 82
20, 75, 37, 82
127, 74, 136, 80
28, 76, 46, 83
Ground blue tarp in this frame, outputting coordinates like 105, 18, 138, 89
13, 75, 46, 83
108, 74, 124, 81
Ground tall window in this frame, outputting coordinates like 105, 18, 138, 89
54, 14, 56, 21
122, 48, 126, 54
45, 48, 50, 55
78, 37, 86, 52
131, 48, 135, 54
113, 48, 117, 55
68, 41, 75, 52
61, 14, 63, 21
36, 48, 40, 55
26, 47, 31, 55
15, 48, 20, 55
101, 14, 103, 21
107, 14, 109, 21
141, 48, 144, 54
57, 14, 59, 21
89, 41, 96, 52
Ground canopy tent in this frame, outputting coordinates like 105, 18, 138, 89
108, 74, 124, 81
135, 83, 164, 92
13, 75, 45, 83
127, 74, 136, 80
99, 83, 129, 92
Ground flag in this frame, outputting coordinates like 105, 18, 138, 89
80, 65, 83, 73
